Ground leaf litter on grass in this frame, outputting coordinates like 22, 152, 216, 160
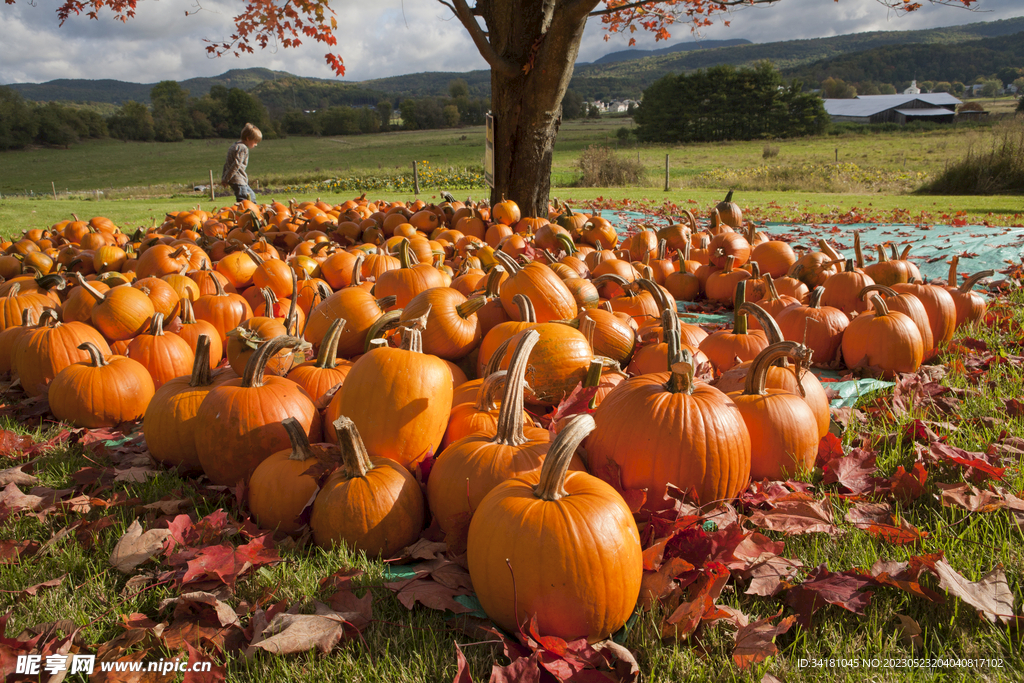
1, 279, 1024, 681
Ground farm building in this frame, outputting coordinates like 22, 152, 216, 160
823, 93, 961, 125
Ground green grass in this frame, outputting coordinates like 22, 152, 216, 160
2, 291, 1023, 681
3, 117, 1023, 199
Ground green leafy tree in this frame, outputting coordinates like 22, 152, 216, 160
225, 88, 269, 137
980, 79, 1003, 98
107, 101, 155, 141
0, 87, 39, 150
932, 81, 952, 93
443, 104, 461, 127
449, 79, 470, 99
376, 100, 392, 131
561, 90, 584, 120
821, 77, 857, 99
587, 103, 602, 119
400, 100, 418, 130
878, 83, 897, 94
919, 80, 935, 93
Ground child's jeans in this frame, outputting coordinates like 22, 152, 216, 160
231, 183, 257, 202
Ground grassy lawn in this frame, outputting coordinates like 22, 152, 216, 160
2, 287, 1022, 681
3, 116, 1022, 199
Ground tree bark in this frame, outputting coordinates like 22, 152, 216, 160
471, 0, 597, 217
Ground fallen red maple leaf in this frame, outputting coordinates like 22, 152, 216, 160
732, 610, 795, 669
785, 564, 874, 629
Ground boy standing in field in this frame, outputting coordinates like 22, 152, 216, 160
221, 123, 262, 203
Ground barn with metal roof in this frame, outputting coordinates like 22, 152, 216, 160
823, 94, 961, 124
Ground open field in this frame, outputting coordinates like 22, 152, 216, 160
3, 116, 1023, 198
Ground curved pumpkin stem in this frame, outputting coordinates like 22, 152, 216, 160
492, 250, 522, 274
37, 308, 60, 327
533, 414, 595, 502
819, 239, 843, 263
351, 254, 366, 288
474, 370, 508, 412
512, 294, 537, 324
315, 318, 347, 370
73, 272, 106, 303
866, 293, 891, 317
854, 232, 865, 268
808, 286, 825, 309
333, 416, 374, 478
77, 341, 108, 368
737, 302, 782, 345
242, 335, 302, 388
743, 341, 812, 396
579, 316, 596, 348
859, 284, 898, 301
494, 329, 540, 447
455, 296, 487, 320
244, 247, 265, 266
733, 280, 749, 335
147, 312, 166, 337
483, 266, 505, 298
364, 310, 403, 352
554, 232, 577, 257
375, 294, 398, 311
959, 270, 993, 293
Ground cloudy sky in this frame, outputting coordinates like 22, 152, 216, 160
1, 0, 1021, 85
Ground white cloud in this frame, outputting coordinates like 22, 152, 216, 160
0, 0, 1020, 85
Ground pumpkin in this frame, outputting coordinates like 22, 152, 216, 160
890, 280, 956, 362
589, 313, 751, 508
124, 313, 195, 391
820, 259, 875, 315
496, 319, 593, 407
858, 284, 933, 361
715, 190, 743, 228
398, 288, 484, 361
0, 283, 58, 334
176, 298, 224, 370
194, 336, 322, 486
286, 318, 354, 409
249, 417, 333, 535
493, 251, 577, 323
13, 310, 111, 398
0, 309, 37, 374
699, 281, 768, 374
311, 415, 425, 557
467, 414, 642, 643
429, 331, 586, 543
49, 342, 155, 428
143, 335, 223, 472
776, 287, 849, 367
442, 370, 517, 450
375, 239, 448, 310
325, 324, 453, 469
945, 257, 993, 329
704, 256, 750, 305
728, 341, 821, 481
841, 294, 923, 379
304, 287, 392, 359
190, 274, 253, 344
708, 230, 751, 269
477, 294, 538, 376
573, 308, 636, 366
750, 238, 796, 278
750, 274, 800, 329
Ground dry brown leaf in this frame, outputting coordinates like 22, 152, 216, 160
932, 560, 1015, 624
0, 464, 38, 487
109, 520, 172, 573
245, 601, 353, 656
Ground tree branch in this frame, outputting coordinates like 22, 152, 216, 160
588, 0, 781, 18
443, 0, 519, 77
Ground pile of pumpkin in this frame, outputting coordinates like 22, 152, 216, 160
0, 193, 992, 643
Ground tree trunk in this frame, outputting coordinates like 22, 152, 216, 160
478, 1, 595, 218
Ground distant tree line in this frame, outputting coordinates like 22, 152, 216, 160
634, 62, 829, 143
1, 87, 107, 150
1, 77, 507, 149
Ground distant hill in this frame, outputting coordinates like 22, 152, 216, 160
568, 16, 1024, 99
5, 16, 1024, 106
587, 38, 751, 66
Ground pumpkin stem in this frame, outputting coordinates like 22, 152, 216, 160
364, 310, 403, 352
900, 245, 912, 260
866, 293, 891, 317
376, 294, 398, 311
554, 232, 577, 256
854, 231, 865, 268
242, 335, 302, 388
494, 329, 540, 447
733, 280, 749, 335
474, 370, 508, 412
859, 284, 898, 301
492, 250, 521, 274
512, 294, 537, 323
315, 318, 346, 369
888, 243, 900, 261
808, 286, 825, 309
743, 341, 812, 396
281, 417, 314, 462
579, 316, 596, 348
260, 287, 277, 317
483, 266, 505, 298
331, 415, 375, 478
399, 307, 429, 353
189, 335, 213, 387
180, 297, 198, 325
148, 312, 166, 336
397, 239, 415, 269
959, 270, 993, 293
584, 358, 603, 409
737, 302, 782, 344
947, 255, 959, 287
244, 247, 265, 266
351, 254, 366, 288
455, 296, 487, 320
819, 239, 843, 262
285, 269, 299, 335
212, 272, 228, 297
77, 341, 108, 368
533, 414, 595, 502
72, 272, 106, 303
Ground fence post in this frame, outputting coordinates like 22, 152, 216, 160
52, 181, 57, 200
664, 155, 670, 192
413, 161, 420, 195
835, 148, 838, 164
210, 170, 215, 201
